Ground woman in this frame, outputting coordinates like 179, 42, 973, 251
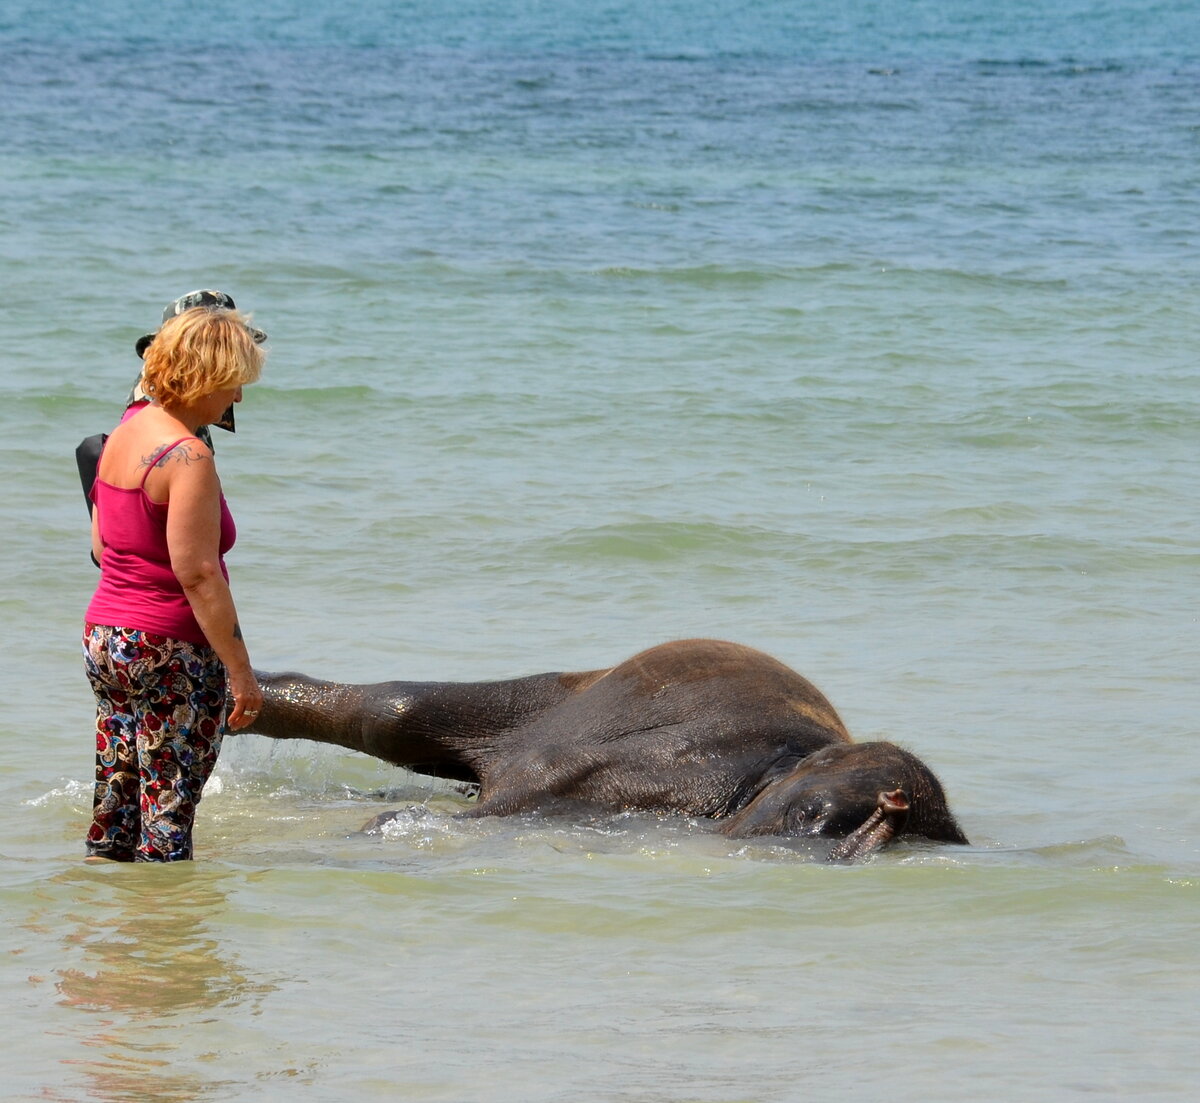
82, 305, 266, 861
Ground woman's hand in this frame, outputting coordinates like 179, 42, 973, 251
225, 667, 264, 730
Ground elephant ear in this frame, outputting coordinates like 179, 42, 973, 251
725, 749, 809, 815
826, 789, 909, 863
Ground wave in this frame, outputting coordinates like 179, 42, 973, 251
975, 57, 1125, 76
528, 519, 1200, 582
593, 263, 830, 288
546, 520, 779, 563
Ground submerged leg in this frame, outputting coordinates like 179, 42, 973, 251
83, 624, 139, 861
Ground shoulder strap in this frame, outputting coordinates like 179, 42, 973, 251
139, 437, 201, 490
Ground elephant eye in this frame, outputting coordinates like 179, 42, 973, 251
787, 798, 828, 835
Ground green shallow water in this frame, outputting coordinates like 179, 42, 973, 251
6, 807, 1197, 1102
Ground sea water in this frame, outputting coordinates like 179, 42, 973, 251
1, 1, 1197, 1099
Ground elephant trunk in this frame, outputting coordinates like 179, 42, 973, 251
239, 672, 383, 758
826, 790, 909, 863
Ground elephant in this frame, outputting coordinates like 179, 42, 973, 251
243, 638, 968, 861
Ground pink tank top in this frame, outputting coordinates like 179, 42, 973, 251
85, 436, 237, 647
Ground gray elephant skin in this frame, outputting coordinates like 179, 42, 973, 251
243, 638, 968, 861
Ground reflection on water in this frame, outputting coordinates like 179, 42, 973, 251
48, 864, 273, 1103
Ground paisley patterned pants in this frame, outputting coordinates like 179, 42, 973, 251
82, 624, 227, 862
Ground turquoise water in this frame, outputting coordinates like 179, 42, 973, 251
2, 1, 1198, 1099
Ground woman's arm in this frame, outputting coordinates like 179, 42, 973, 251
164, 445, 263, 729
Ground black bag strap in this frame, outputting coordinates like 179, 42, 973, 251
75, 433, 108, 517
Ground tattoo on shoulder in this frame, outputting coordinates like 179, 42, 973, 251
233, 622, 244, 641
140, 442, 210, 470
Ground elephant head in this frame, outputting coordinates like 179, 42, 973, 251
720, 741, 967, 861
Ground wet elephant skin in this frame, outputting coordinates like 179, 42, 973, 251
243, 639, 967, 860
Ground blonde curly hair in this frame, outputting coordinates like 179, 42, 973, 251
141, 307, 265, 409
